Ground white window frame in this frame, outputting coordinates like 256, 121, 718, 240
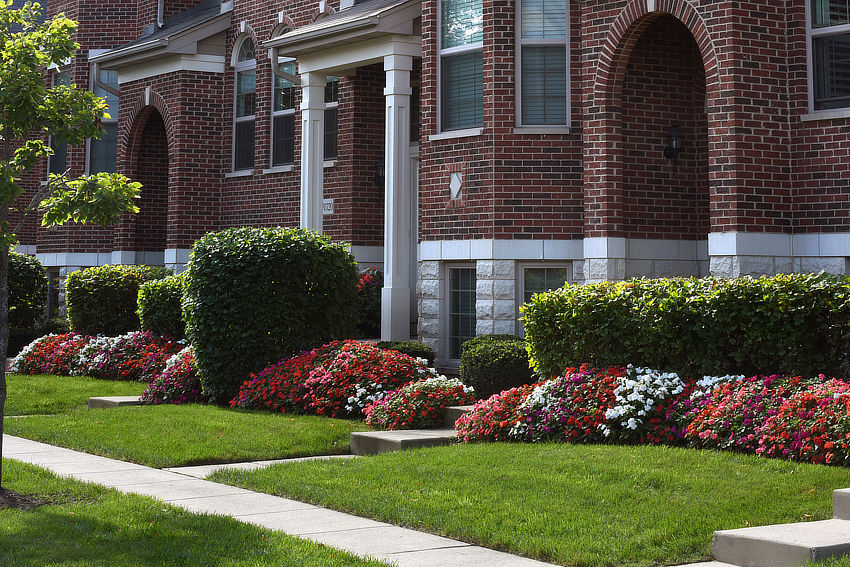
515, 0, 570, 127
444, 263, 477, 362
323, 75, 339, 164
232, 35, 256, 173
47, 66, 72, 179
86, 68, 119, 174
270, 55, 297, 170
516, 262, 572, 334
437, 0, 483, 133
806, 1, 850, 116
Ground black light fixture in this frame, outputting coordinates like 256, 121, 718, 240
374, 160, 385, 187
663, 124, 685, 167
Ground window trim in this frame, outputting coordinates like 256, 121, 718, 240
47, 67, 71, 179
444, 263, 477, 362
516, 262, 572, 335
437, 0, 483, 133
806, 1, 850, 114
232, 35, 257, 172
86, 68, 119, 174
271, 56, 297, 168
324, 75, 339, 161
515, 0, 570, 127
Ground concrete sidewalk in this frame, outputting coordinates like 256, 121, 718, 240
3, 434, 557, 567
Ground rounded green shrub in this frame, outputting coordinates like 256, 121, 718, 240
184, 227, 359, 405
376, 340, 435, 366
459, 334, 534, 399
66, 264, 170, 336
523, 273, 850, 379
138, 272, 186, 339
8, 252, 48, 328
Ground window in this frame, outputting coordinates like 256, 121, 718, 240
324, 75, 339, 160
233, 38, 256, 171
439, 0, 483, 131
522, 266, 569, 303
89, 68, 118, 173
48, 68, 71, 176
272, 59, 296, 167
448, 267, 476, 359
517, 0, 568, 125
809, 1, 850, 110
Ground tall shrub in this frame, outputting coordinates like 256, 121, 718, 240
183, 227, 359, 404
138, 272, 186, 339
8, 252, 48, 328
523, 273, 850, 379
66, 265, 170, 336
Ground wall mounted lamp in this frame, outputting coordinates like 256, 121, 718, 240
374, 161, 385, 187
663, 124, 685, 167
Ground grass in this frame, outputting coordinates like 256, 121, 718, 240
4, 374, 147, 416
211, 442, 850, 567
5, 404, 365, 468
0, 459, 390, 567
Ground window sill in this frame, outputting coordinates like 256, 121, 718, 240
225, 169, 253, 178
324, 160, 336, 168
263, 165, 294, 174
513, 126, 572, 135
428, 127, 483, 142
800, 108, 850, 122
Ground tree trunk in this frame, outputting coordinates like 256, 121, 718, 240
0, 214, 9, 490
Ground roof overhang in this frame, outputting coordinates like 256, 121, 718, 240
264, 0, 421, 59
89, 9, 232, 69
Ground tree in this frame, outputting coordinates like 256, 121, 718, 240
0, 1, 141, 492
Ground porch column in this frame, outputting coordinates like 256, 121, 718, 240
381, 54, 413, 340
300, 71, 326, 231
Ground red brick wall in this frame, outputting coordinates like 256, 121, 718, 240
620, 15, 708, 240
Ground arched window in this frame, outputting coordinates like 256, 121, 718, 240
233, 36, 256, 171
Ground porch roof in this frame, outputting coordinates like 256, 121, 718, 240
264, 0, 421, 58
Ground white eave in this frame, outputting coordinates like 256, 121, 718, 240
89, 10, 232, 69
264, 0, 421, 57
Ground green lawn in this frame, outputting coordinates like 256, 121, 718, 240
211, 443, 850, 567
5, 404, 365, 468
0, 459, 390, 567
4, 374, 147, 416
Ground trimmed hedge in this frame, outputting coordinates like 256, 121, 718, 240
8, 252, 48, 328
459, 334, 534, 399
66, 265, 171, 336
184, 227, 359, 405
522, 273, 850, 379
138, 273, 186, 339
376, 340, 435, 366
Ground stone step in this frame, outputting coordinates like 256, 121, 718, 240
712, 519, 850, 567
350, 429, 456, 456
88, 396, 142, 409
835, 489, 850, 520
444, 405, 474, 426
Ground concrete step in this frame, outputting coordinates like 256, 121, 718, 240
712, 519, 850, 567
88, 396, 142, 409
350, 429, 456, 456
835, 489, 850, 520
444, 405, 474, 426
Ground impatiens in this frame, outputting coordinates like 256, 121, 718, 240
140, 347, 205, 405
364, 376, 476, 430
72, 331, 183, 382
455, 383, 540, 443
11, 333, 93, 375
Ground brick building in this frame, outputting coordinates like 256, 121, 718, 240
15, 0, 850, 365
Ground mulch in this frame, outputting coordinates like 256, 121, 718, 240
0, 488, 46, 511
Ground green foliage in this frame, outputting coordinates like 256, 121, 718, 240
356, 265, 382, 337
7, 252, 47, 328
184, 227, 359, 405
39, 173, 141, 228
523, 273, 850, 379
138, 273, 186, 339
66, 265, 170, 336
459, 334, 534, 399
376, 340, 435, 366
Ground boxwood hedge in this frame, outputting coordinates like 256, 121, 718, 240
138, 273, 186, 339
66, 264, 170, 336
522, 273, 850, 379
183, 227, 359, 404
8, 252, 48, 328
459, 334, 534, 399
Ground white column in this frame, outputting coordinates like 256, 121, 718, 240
300, 71, 326, 231
381, 54, 413, 341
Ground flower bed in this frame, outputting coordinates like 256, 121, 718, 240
73, 331, 183, 382
10, 333, 94, 375
140, 347, 205, 405
365, 376, 476, 430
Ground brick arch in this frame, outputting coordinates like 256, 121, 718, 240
593, 0, 719, 108
122, 91, 175, 168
